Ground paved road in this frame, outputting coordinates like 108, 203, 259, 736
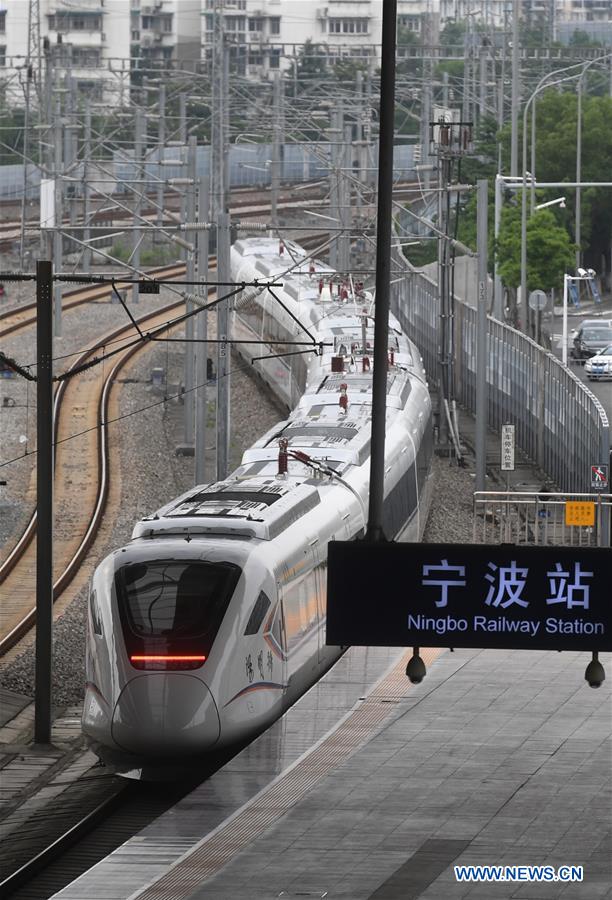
546, 309, 612, 431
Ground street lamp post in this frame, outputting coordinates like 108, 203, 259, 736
562, 271, 597, 366
528, 62, 586, 213
520, 72, 583, 335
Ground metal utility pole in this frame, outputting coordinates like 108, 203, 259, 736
35, 259, 53, 746
510, 0, 520, 176
195, 176, 210, 485
210, 0, 226, 226
328, 106, 342, 271
437, 151, 453, 445
479, 44, 487, 122
179, 92, 187, 145
179, 92, 188, 261
498, 10, 507, 172
270, 72, 281, 228
421, 76, 432, 191
337, 124, 352, 273
355, 70, 366, 184
211, 0, 231, 480
365, 60, 375, 188
462, 29, 471, 125
41, 41, 53, 260
475, 180, 488, 492
132, 106, 144, 304
65, 75, 77, 250
216, 211, 231, 481
157, 84, 166, 230
365, 0, 396, 543
183, 136, 197, 448
53, 99, 63, 338
83, 102, 92, 271
442, 70, 449, 108
20, 0, 41, 267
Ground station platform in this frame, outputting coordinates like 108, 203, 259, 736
51, 643, 611, 900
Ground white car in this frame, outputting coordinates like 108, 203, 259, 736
584, 344, 612, 380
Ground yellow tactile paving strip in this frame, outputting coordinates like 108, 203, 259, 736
135, 646, 444, 900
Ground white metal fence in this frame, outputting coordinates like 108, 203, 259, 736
473, 491, 612, 548
391, 253, 610, 496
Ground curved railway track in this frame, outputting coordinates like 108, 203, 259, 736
0, 285, 192, 656
0, 263, 185, 338
0, 228, 330, 658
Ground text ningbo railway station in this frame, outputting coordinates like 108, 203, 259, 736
326, 543, 612, 653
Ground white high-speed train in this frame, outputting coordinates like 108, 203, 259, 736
82, 238, 434, 777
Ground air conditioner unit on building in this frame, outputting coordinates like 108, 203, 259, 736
316, 7, 328, 18
142, 34, 153, 45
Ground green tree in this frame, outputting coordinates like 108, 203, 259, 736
287, 40, 329, 96
439, 21, 466, 46
496, 206, 575, 292
569, 29, 602, 48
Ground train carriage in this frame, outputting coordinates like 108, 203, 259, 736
82, 238, 434, 778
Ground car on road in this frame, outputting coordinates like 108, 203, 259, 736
569, 317, 612, 339
570, 326, 612, 362
584, 344, 612, 380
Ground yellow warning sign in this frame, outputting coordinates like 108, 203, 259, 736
565, 501, 595, 527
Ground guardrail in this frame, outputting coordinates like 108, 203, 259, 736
391, 252, 610, 495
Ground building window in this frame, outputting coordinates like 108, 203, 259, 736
269, 48, 280, 68
0, 46, 5, 66
249, 17, 263, 31
269, 17, 280, 35
131, 29, 140, 40
328, 18, 369, 35
0, 11, 6, 34
72, 47, 102, 67
77, 80, 104, 101
48, 13, 102, 31
248, 52, 263, 66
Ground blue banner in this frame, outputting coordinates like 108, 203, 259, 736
587, 278, 602, 304
568, 281, 580, 308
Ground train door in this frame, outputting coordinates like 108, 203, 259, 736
308, 537, 327, 666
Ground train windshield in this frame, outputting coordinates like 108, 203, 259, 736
116, 560, 241, 670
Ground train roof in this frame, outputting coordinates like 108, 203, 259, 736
132, 479, 323, 542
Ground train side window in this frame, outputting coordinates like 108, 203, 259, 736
90, 588, 102, 636
244, 591, 271, 635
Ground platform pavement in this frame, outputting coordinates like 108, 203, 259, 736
147, 646, 611, 900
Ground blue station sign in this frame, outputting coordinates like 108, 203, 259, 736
326, 543, 612, 652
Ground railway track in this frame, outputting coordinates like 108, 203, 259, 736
0, 761, 204, 899
0, 225, 332, 659
0, 263, 185, 337
0, 179, 421, 253
0, 285, 192, 656
0, 182, 331, 251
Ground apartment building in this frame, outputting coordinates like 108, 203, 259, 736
1, 0, 610, 110
0, 0, 201, 108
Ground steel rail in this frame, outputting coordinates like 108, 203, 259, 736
0, 780, 129, 897
0, 294, 189, 655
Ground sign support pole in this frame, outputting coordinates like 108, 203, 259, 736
366, 0, 396, 541
475, 179, 488, 492
35, 260, 54, 745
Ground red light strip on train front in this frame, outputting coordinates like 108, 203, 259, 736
130, 655, 206, 662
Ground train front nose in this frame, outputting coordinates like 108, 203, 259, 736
111, 674, 220, 756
